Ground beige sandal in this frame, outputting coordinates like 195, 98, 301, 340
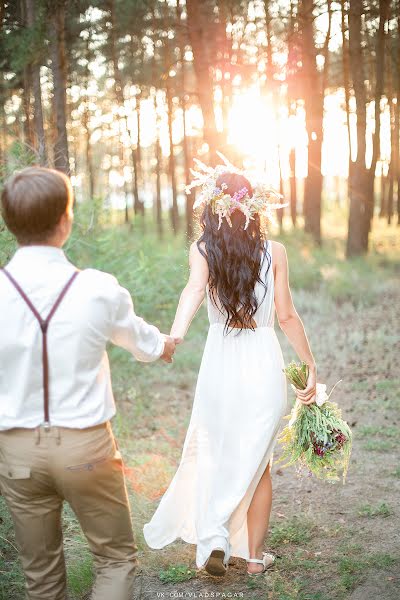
204, 548, 228, 577
246, 551, 276, 576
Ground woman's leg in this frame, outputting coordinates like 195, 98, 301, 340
246, 461, 272, 574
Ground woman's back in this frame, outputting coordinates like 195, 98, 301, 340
206, 239, 275, 330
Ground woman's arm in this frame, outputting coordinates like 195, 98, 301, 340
272, 241, 317, 404
170, 242, 209, 340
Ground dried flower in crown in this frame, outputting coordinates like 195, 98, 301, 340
185, 151, 287, 230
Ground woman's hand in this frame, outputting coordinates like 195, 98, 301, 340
160, 335, 177, 363
295, 366, 317, 405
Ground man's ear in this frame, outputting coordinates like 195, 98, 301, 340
59, 210, 73, 239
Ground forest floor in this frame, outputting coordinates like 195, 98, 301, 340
0, 211, 399, 600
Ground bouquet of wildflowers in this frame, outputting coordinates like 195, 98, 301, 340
277, 362, 352, 483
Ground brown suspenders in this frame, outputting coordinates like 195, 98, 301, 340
1, 268, 80, 428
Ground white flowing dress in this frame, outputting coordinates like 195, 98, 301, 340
143, 239, 288, 568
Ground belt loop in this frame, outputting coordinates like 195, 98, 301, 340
56, 427, 61, 446
35, 426, 40, 445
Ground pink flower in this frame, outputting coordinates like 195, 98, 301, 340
232, 187, 248, 203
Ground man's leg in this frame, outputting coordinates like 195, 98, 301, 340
55, 423, 138, 600
0, 430, 67, 600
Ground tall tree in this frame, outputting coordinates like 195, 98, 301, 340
299, 0, 324, 244
346, 0, 389, 256
186, 0, 221, 162
48, 1, 69, 173
25, 0, 47, 165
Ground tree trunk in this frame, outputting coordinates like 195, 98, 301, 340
48, 2, 69, 174
387, 163, 394, 224
366, 0, 389, 238
135, 95, 144, 216
0, 86, 6, 173
379, 162, 387, 217
155, 134, 163, 238
0, 1, 5, 27
186, 0, 221, 162
386, 38, 396, 225
341, 0, 352, 196
346, 0, 388, 255
278, 150, 285, 233
83, 32, 94, 199
395, 11, 400, 225
289, 147, 297, 226
25, 0, 47, 165
130, 144, 140, 218
184, 125, 193, 239
22, 67, 34, 148
130, 35, 144, 216
287, 1, 297, 226
300, 0, 323, 244
153, 91, 163, 238
217, 0, 232, 136
346, 0, 368, 257
108, 0, 145, 222
176, 0, 193, 238
84, 116, 94, 199
166, 85, 179, 234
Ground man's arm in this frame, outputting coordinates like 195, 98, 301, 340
110, 283, 175, 363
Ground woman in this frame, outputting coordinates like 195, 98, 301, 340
143, 160, 317, 577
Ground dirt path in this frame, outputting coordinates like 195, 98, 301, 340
133, 281, 400, 600
1, 276, 398, 600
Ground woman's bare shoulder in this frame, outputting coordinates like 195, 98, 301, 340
271, 240, 287, 262
190, 240, 207, 255
189, 240, 208, 266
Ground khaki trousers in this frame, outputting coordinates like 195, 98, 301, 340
0, 422, 137, 600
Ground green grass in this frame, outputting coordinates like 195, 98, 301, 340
392, 466, 400, 479
358, 424, 399, 452
375, 379, 400, 410
0, 501, 24, 600
357, 425, 399, 438
335, 545, 399, 594
158, 564, 196, 584
269, 517, 313, 547
362, 439, 397, 451
358, 502, 392, 518
67, 553, 94, 599
63, 505, 94, 599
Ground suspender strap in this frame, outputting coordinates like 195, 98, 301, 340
1, 268, 80, 427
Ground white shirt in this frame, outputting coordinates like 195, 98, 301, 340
0, 245, 165, 430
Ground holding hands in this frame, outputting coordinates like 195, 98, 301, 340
159, 335, 184, 363
160, 335, 176, 363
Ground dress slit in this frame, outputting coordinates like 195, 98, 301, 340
227, 420, 282, 561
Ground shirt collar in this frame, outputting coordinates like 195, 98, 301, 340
12, 245, 68, 263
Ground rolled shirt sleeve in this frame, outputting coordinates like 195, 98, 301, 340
110, 283, 165, 362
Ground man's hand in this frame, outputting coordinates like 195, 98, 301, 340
160, 335, 176, 363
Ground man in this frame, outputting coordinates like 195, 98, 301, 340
0, 166, 176, 600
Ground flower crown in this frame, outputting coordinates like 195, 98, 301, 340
185, 152, 287, 230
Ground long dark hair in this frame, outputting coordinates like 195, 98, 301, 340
197, 172, 271, 333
